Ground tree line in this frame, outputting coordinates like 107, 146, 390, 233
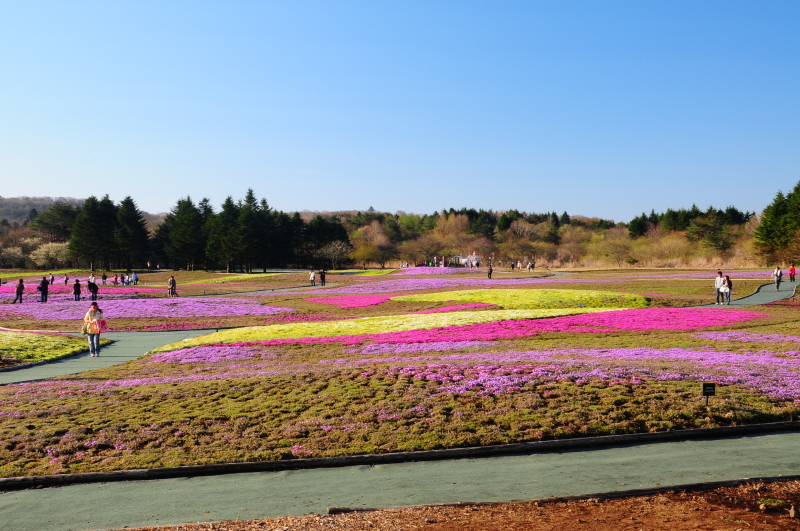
1, 182, 799, 271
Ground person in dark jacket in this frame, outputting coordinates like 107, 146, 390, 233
87, 280, 99, 301
12, 279, 24, 304
39, 277, 49, 302
72, 280, 82, 301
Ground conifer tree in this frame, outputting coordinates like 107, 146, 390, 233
115, 197, 150, 271
68, 196, 104, 270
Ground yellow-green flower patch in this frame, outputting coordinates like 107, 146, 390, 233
0, 331, 100, 365
183, 273, 284, 284
392, 289, 647, 309
154, 307, 611, 352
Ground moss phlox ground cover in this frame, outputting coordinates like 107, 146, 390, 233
392, 289, 648, 309
0, 268, 793, 478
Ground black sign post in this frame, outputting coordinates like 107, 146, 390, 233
702, 383, 716, 406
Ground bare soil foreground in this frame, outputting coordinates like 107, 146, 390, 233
125, 480, 799, 531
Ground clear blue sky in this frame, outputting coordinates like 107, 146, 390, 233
1, 2, 798, 221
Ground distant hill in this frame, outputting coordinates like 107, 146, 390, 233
0, 196, 85, 223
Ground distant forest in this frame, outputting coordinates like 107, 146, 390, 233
0, 184, 796, 271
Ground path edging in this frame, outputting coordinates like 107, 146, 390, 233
2, 420, 798, 492
326, 472, 800, 514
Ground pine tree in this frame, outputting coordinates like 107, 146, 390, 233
97, 195, 120, 269
115, 197, 150, 271
164, 197, 204, 270
68, 196, 104, 270
206, 197, 240, 272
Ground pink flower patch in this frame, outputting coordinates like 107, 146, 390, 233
227, 307, 767, 347
304, 294, 399, 308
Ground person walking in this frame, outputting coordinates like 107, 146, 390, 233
83, 302, 106, 357
714, 271, 725, 304
790, 264, 796, 283
167, 276, 177, 297
48, 273, 55, 286
72, 279, 82, 301
309, 269, 316, 286
64, 274, 69, 285
772, 266, 783, 291
87, 280, 99, 301
319, 270, 326, 286
38, 276, 49, 303
722, 275, 733, 305
12, 279, 24, 304
487, 264, 493, 279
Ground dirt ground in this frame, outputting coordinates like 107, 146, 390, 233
125, 480, 799, 530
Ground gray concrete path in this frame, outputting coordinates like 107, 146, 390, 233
698, 281, 797, 308
1, 432, 798, 531
0, 330, 210, 385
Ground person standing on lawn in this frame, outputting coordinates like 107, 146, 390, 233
83, 302, 105, 357
772, 266, 783, 291
319, 270, 326, 286
167, 275, 177, 297
714, 271, 725, 304
487, 264, 493, 279
39, 276, 49, 302
87, 279, 99, 301
72, 279, 82, 301
12, 279, 24, 304
309, 269, 316, 286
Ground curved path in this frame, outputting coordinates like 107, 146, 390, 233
0, 330, 210, 386
1, 431, 799, 531
0, 278, 799, 530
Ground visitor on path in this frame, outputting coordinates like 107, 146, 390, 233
101, 273, 107, 285
714, 271, 725, 304
132, 272, 138, 285
319, 270, 326, 286
88, 273, 96, 284
309, 269, 316, 286
87, 280, 98, 301
48, 273, 55, 286
12, 279, 24, 304
64, 274, 69, 285
72, 280, 82, 301
510, 260, 515, 271
487, 264, 493, 279
772, 267, 783, 291
83, 302, 106, 357
722, 275, 733, 305
113, 274, 119, 286
38, 276, 49, 303
167, 276, 177, 297
790, 264, 796, 283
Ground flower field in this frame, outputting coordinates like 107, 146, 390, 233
0, 268, 798, 478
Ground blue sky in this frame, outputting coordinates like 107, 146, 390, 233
1, 2, 798, 220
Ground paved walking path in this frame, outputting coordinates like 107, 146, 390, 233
697, 280, 797, 307
0, 330, 210, 385
1, 432, 798, 531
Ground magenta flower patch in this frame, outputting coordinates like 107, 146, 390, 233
304, 294, 399, 308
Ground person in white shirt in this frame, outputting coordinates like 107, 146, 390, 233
714, 271, 725, 304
